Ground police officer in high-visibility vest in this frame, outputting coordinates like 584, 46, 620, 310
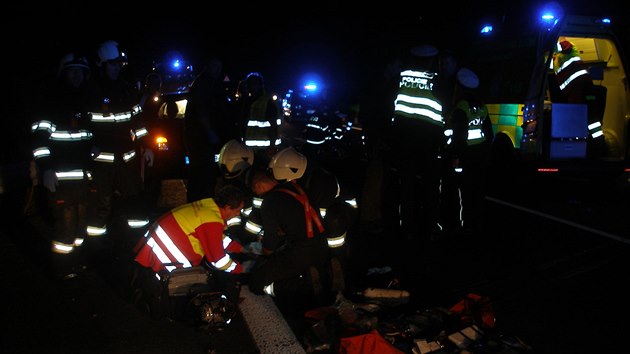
441, 68, 494, 236
389, 44, 445, 242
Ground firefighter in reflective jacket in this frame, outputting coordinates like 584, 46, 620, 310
553, 38, 605, 156
133, 184, 250, 274
30, 52, 94, 279
85, 40, 154, 251
441, 68, 494, 235
241, 72, 282, 163
246, 147, 329, 301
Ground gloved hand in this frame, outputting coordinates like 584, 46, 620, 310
42, 169, 58, 192
143, 148, 155, 167
242, 241, 263, 255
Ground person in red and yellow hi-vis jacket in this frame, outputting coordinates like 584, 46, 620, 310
134, 184, 250, 275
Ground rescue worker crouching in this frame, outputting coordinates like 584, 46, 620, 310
246, 147, 351, 305
130, 184, 254, 318
245, 147, 330, 306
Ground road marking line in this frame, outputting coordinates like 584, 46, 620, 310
486, 196, 629, 244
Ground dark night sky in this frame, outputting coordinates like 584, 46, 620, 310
9, 1, 626, 93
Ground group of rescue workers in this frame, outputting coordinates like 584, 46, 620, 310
27, 38, 358, 318
25, 35, 596, 329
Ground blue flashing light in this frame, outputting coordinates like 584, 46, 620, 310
299, 72, 324, 96
601, 18, 611, 24
304, 83, 318, 92
480, 24, 493, 35
171, 59, 181, 70
539, 1, 563, 30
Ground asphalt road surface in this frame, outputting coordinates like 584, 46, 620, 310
2, 158, 629, 354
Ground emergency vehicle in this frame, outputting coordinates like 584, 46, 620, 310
462, 2, 629, 181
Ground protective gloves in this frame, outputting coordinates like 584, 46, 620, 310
143, 148, 155, 167
42, 169, 58, 192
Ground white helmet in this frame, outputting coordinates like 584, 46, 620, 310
57, 53, 90, 77
269, 146, 307, 181
96, 40, 128, 67
218, 139, 254, 178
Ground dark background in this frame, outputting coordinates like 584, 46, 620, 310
4, 1, 627, 164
